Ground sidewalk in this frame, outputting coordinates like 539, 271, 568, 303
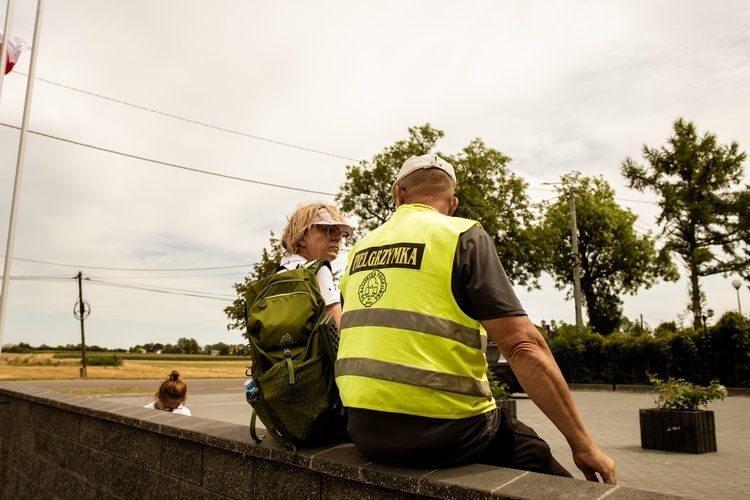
21, 379, 749, 499
517, 391, 748, 499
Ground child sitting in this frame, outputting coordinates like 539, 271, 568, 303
145, 370, 191, 415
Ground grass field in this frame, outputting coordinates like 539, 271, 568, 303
0, 353, 251, 381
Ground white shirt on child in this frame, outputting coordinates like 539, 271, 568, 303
145, 402, 191, 415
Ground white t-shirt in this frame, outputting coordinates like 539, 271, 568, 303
145, 402, 191, 415
279, 254, 340, 306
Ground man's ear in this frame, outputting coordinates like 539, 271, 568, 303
447, 196, 459, 216
395, 184, 407, 207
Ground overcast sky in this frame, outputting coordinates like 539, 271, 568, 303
1, 0, 748, 350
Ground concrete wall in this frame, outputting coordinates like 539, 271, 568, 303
0, 383, 675, 500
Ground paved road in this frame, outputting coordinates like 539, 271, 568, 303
19, 379, 749, 499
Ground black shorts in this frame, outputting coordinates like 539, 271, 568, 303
348, 406, 572, 477
476, 407, 573, 478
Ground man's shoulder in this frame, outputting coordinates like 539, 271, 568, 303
402, 206, 480, 233
458, 224, 492, 243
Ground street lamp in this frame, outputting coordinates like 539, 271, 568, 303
541, 320, 550, 336
732, 279, 742, 315
701, 309, 714, 337
540, 320, 557, 338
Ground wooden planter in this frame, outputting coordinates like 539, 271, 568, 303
639, 408, 717, 454
496, 399, 517, 419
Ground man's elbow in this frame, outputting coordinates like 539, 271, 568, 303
503, 338, 545, 363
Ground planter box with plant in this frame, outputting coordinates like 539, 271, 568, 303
488, 370, 516, 419
639, 373, 726, 454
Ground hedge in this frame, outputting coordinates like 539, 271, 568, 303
547, 312, 750, 388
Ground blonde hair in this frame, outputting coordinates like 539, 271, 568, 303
280, 202, 347, 255
155, 370, 187, 403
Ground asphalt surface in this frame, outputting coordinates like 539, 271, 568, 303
17, 379, 750, 499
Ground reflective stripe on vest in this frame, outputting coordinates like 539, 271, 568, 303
335, 357, 491, 398
341, 308, 487, 351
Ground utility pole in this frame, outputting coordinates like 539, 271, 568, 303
541, 182, 584, 331
74, 271, 90, 379
569, 188, 583, 331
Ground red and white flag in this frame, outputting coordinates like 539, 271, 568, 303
0, 31, 30, 75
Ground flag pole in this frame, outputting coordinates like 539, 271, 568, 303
0, 0, 17, 99
0, 0, 45, 356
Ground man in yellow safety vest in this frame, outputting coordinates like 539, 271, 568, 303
335, 153, 616, 484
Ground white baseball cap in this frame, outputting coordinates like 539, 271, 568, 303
312, 208, 353, 236
391, 154, 456, 203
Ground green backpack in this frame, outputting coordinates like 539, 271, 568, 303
243, 259, 347, 450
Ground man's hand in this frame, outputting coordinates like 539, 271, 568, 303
572, 447, 617, 484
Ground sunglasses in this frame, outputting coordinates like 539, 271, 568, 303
313, 224, 350, 240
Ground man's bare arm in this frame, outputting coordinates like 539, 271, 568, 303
481, 315, 617, 484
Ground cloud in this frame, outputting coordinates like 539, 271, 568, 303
1, 0, 748, 349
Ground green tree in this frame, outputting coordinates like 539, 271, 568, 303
619, 317, 651, 336
4, 342, 33, 353
622, 118, 749, 329
738, 189, 750, 288
448, 139, 542, 287
654, 321, 678, 338
204, 342, 231, 355
336, 124, 444, 235
538, 173, 678, 334
224, 232, 284, 332
176, 337, 201, 355
336, 125, 543, 286
708, 311, 750, 387
160, 343, 176, 354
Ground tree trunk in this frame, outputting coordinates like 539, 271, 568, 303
690, 258, 702, 330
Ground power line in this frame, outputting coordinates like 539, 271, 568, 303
0, 254, 251, 272
3, 273, 236, 301
0, 122, 338, 197
534, 185, 659, 207
16, 72, 362, 163
85, 277, 235, 301
615, 196, 659, 205
4, 275, 75, 281
6, 75, 667, 208
83, 272, 247, 279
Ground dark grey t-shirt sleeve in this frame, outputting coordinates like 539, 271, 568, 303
452, 225, 526, 321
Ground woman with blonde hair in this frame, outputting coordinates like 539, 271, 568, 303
280, 202, 352, 329
145, 370, 191, 415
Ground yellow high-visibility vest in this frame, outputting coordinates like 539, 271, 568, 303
336, 204, 495, 419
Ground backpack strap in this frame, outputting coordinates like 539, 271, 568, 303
277, 258, 331, 274
249, 412, 265, 442
300, 258, 331, 275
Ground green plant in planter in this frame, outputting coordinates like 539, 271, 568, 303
647, 373, 727, 411
488, 370, 512, 401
